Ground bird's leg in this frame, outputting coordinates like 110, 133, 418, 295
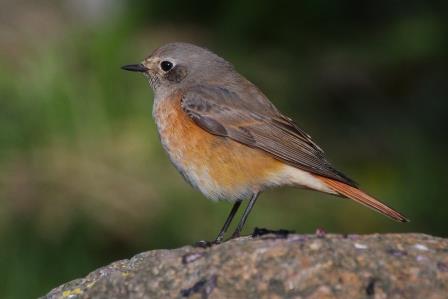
194, 200, 242, 248
230, 192, 260, 239
214, 199, 242, 243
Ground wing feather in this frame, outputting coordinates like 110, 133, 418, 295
181, 85, 357, 186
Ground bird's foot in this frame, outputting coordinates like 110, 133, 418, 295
230, 231, 240, 239
251, 227, 294, 239
193, 239, 221, 248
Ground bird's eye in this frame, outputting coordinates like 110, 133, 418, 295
160, 61, 173, 72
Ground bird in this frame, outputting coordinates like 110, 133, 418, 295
121, 42, 409, 244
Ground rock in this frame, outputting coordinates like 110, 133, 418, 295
42, 233, 448, 299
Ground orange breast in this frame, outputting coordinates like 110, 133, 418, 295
153, 92, 284, 201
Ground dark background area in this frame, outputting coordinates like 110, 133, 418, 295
0, 1, 446, 298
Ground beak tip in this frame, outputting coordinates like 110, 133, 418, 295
121, 64, 149, 73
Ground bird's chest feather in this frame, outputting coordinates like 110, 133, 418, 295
152, 93, 285, 201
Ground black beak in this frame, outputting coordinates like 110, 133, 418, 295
121, 63, 149, 72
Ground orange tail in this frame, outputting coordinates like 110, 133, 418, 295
318, 176, 409, 223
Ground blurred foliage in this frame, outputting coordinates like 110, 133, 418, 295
0, 0, 447, 298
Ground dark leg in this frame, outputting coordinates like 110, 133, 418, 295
214, 200, 242, 243
195, 200, 242, 248
231, 192, 260, 238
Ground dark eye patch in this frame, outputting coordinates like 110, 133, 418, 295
165, 65, 188, 83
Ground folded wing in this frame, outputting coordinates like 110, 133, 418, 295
180, 85, 357, 186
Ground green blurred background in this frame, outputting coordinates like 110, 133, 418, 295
0, 0, 447, 297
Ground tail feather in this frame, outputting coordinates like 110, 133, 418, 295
318, 176, 409, 223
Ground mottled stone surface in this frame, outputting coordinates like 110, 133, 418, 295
43, 233, 448, 299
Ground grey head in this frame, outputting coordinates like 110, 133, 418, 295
122, 42, 235, 96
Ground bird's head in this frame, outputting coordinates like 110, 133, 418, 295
121, 42, 234, 95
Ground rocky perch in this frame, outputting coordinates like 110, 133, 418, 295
43, 232, 448, 299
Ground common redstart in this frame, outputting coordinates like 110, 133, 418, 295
122, 42, 408, 244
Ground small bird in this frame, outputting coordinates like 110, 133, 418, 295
122, 42, 408, 244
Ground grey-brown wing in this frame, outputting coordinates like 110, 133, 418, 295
181, 85, 357, 187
